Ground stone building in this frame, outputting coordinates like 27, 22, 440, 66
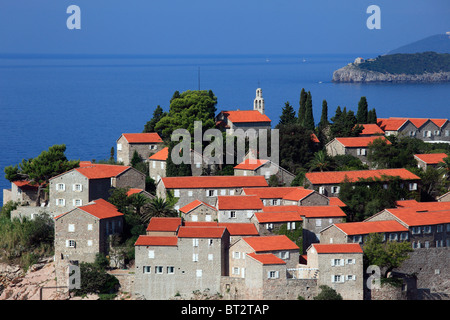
242, 187, 329, 207
184, 221, 259, 245
414, 153, 448, 171
54, 199, 124, 286
252, 210, 303, 237
145, 217, 182, 236
116, 133, 163, 165
302, 243, 364, 300
233, 159, 295, 186
2, 180, 41, 206
304, 168, 421, 198
377, 117, 450, 143
48, 163, 146, 216
215, 195, 264, 223
325, 136, 391, 165
357, 123, 385, 137
156, 175, 268, 210
179, 200, 218, 222
134, 225, 230, 300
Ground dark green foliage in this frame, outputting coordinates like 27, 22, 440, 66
278, 122, 316, 174
165, 143, 192, 177
357, 52, 450, 75
332, 154, 368, 171
303, 91, 315, 131
108, 187, 131, 214
338, 176, 411, 221
367, 108, 377, 124
329, 107, 361, 139
314, 285, 343, 300
298, 88, 307, 126
356, 96, 368, 124
277, 101, 297, 128
130, 150, 142, 168
140, 197, 178, 224
143, 105, 166, 134
72, 260, 119, 296
275, 223, 303, 254
319, 100, 329, 127
268, 174, 279, 187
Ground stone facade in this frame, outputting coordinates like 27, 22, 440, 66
180, 201, 218, 222
116, 133, 163, 166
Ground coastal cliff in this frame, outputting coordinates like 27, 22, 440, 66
332, 63, 450, 83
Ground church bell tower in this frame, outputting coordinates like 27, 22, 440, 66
253, 88, 265, 114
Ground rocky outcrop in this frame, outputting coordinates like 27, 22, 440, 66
332, 64, 450, 83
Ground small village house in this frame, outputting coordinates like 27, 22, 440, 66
116, 133, 163, 165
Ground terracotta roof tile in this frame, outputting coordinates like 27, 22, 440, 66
122, 133, 163, 144
414, 153, 448, 164
177, 226, 227, 238
334, 220, 408, 235
146, 217, 182, 232
149, 147, 169, 161
311, 243, 363, 254
253, 211, 303, 223
183, 221, 259, 236
217, 195, 264, 210
262, 205, 346, 218
179, 200, 217, 214
243, 235, 299, 252
305, 168, 420, 185
334, 136, 391, 147
55, 199, 123, 220
161, 175, 268, 189
223, 110, 271, 123
328, 197, 347, 207
247, 253, 286, 265
243, 187, 304, 199
359, 124, 385, 135
135, 235, 178, 246
74, 164, 131, 179
234, 159, 269, 170
385, 208, 450, 226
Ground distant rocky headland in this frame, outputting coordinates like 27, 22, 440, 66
332, 51, 450, 83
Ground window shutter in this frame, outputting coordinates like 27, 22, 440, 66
331, 259, 335, 266
66, 240, 69, 247
275, 271, 279, 278
331, 275, 335, 282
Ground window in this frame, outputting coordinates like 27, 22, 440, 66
205, 215, 211, 222
331, 186, 340, 194
148, 250, 155, 259
160, 162, 165, 169
220, 189, 226, 195
117, 143, 122, 151
155, 266, 163, 274
423, 226, 432, 234
319, 187, 325, 195
174, 189, 180, 197
315, 219, 322, 227
230, 211, 236, 219
357, 148, 366, 156
437, 225, 443, 233
424, 241, 430, 248
400, 232, 409, 241
66, 240, 76, 248
167, 266, 175, 274
233, 251, 241, 259
196, 270, 203, 277
68, 224, 75, 232
332, 275, 343, 283
265, 223, 273, 230
87, 224, 93, 231
73, 184, 82, 191
192, 238, 199, 247
208, 239, 214, 246
445, 130, 450, 137
268, 271, 279, 279
287, 222, 296, 230
389, 233, 398, 241
73, 199, 82, 206
409, 183, 418, 191
331, 259, 344, 266
207, 190, 217, 197
233, 267, 240, 275
346, 275, 356, 281
353, 235, 363, 243
412, 227, 421, 235
143, 266, 151, 274
434, 130, 440, 136
208, 254, 213, 261
87, 240, 93, 246
280, 251, 290, 259
188, 191, 193, 197
192, 215, 198, 222
56, 183, 65, 191
195, 163, 201, 168
152, 161, 156, 168
436, 240, 444, 248
346, 259, 355, 265
192, 254, 199, 262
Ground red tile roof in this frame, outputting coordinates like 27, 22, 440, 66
179, 199, 217, 214
55, 199, 123, 220
359, 124, 385, 135
262, 205, 346, 218
243, 187, 304, 199
122, 133, 163, 144
177, 226, 227, 238
305, 168, 420, 185
243, 235, 299, 252
393, 201, 450, 211
127, 188, 144, 196
183, 221, 259, 236
311, 243, 363, 254
328, 197, 347, 207
253, 211, 303, 223
311, 133, 320, 143
234, 159, 269, 170
223, 110, 271, 123
385, 208, 450, 226
73, 164, 131, 179
217, 195, 264, 210
149, 147, 169, 161
12, 180, 41, 188
247, 253, 286, 265
414, 153, 448, 165
377, 117, 448, 130
146, 217, 182, 232
334, 220, 408, 235
282, 188, 315, 201
161, 175, 268, 189
334, 136, 391, 148
135, 235, 178, 246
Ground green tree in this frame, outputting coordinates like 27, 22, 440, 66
356, 96, 369, 123
72, 260, 119, 297
129, 193, 150, 215
277, 101, 297, 128
108, 187, 131, 214
308, 150, 333, 172
314, 285, 343, 300
319, 99, 329, 128
4, 144, 79, 206
367, 108, 377, 124
363, 233, 413, 278
143, 105, 166, 135
110, 147, 115, 162
155, 90, 217, 141
303, 91, 315, 131
298, 88, 307, 126
140, 197, 178, 224
329, 107, 361, 139
130, 150, 142, 168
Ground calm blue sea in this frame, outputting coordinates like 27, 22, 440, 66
0, 53, 449, 204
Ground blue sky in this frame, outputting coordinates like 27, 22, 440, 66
0, 0, 449, 55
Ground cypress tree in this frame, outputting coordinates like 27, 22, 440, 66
356, 96, 369, 124
367, 108, 378, 124
278, 101, 297, 127
319, 99, 329, 127
303, 91, 315, 131
298, 88, 307, 126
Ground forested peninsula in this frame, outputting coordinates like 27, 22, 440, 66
332, 52, 450, 83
